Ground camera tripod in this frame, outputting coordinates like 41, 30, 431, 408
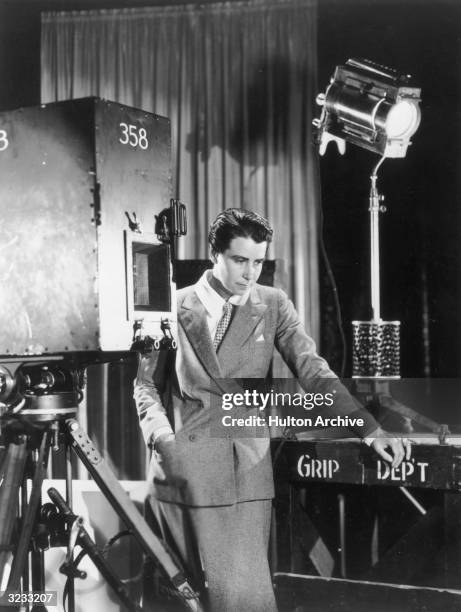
0, 362, 202, 612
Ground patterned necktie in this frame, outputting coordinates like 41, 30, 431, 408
213, 301, 233, 350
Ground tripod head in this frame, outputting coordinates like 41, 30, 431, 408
0, 349, 141, 431
0, 359, 82, 437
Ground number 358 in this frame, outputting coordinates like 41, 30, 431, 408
119, 123, 149, 150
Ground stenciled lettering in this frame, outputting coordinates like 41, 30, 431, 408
377, 458, 429, 483
297, 453, 340, 480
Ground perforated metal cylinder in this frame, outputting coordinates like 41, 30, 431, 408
352, 320, 400, 378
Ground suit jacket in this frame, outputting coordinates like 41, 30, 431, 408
133, 275, 379, 507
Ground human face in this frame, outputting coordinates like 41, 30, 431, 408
212, 236, 267, 296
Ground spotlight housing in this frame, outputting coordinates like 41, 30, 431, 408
314, 58, 421, 158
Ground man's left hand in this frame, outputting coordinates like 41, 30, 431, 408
371, 432, 412, 468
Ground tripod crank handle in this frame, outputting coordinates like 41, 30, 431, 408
59, 560, 87, 580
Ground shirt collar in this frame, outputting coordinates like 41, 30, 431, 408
195, 270, 251, 316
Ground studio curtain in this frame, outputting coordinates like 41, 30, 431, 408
41, 0, 319, 334
41, 0, 319, 476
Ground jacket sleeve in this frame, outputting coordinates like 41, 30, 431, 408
133, 349, 175, 446
274, 289, 380, 438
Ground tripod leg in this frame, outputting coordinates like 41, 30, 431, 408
65, 444, 75, 612
0, 436, 28, 589
47, 487, 142, 612
65, 419, 202, 611
20, 477, 29, 594
8, 430, 50, 594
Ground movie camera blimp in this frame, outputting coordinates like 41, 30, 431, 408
0, 97, 176, 357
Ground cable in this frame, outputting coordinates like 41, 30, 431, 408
314, 152, 348, 378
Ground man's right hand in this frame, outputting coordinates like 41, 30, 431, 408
371, 432, 411, 468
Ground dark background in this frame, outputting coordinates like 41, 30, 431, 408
1, 0, 459, 381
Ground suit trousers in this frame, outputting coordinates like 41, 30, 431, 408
150, 497, 278, 612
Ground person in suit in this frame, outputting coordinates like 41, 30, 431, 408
134, 208, 410, 611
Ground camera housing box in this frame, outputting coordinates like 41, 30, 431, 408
0, 97, 175, 355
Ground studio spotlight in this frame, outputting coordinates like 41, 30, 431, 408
314, 58, 421, 158
314, 58, 422, 379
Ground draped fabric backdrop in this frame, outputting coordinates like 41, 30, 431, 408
40, 0, 319, 477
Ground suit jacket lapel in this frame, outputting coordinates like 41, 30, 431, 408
218, 287, 267, 351
178, 284, 268, 381
179, 290, 223, 380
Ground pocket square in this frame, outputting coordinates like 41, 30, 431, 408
256, 334, 265, 342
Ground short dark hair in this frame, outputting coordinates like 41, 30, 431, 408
208, 208, 273, 256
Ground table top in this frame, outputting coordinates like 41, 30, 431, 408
272, 433, 461, 491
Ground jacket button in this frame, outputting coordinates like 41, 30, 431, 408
189, 434, 196, 442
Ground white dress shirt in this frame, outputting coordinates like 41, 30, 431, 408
195, 270, 250, 338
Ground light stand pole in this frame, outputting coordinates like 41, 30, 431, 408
352, 157, 401, 380
369, 155, 387, 323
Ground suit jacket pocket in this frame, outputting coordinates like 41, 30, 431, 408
152, 438, 187, 488
152, 435, 237, 505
